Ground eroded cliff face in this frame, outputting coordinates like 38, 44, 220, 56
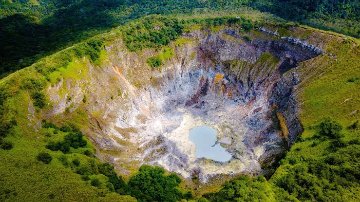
46, 28, 321, 182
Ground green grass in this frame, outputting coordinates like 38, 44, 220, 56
48, 59, 89, 84
174, 37, 193, 47
300, 41, 360, 126
147, 47, 175, 69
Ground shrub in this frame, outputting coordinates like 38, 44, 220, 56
64, 132, 87, 149
347, 121, 359, 130
348, 139, 360, 145
46, 141, 70, 153
88, 159, 99, 175
91, 178, 101, 187
0, 139, 13, 150
0, 117, 17, 137
83, 149, 93, 157
46, 126, 87, 153
183, 191, 193, 200
45, 141, 57, 151
42, 120, 58, 129
198, 198, 209, 202
317, 118, 342, 139
147, 56, 162, 68
106, 182, 115, 192
85, 39, 104, 62
59, 125, 73, 132
72, 159, 80, 166
48, 193, 55, 199
81, 175, 90, 181
21, 78, 45, 91
98, 163, 115, 176
241, 20, 253, 31
243, 35, 251, 42
31, 92, 46, 108
328, 138, 347, 151
58, 155, 69, 167
37, 152, 52, 164
76, 166, 93, 176
347, 77, 359, 83
105, 173, 127, 193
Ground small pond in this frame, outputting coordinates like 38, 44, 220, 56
189, 126, 232, 162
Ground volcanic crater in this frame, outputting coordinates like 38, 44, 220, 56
48, 28, 322, 183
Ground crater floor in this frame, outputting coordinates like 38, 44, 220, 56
114, 65, 282, 182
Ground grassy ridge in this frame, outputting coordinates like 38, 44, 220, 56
1, 0, 358, 77
0, 0, 251, 77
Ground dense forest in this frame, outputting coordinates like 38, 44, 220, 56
251, 0, 360, 37
0, 0, 359, 77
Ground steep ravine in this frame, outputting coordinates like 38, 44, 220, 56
47, 28, 322, 183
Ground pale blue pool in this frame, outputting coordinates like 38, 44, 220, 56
189, 126, 232, 162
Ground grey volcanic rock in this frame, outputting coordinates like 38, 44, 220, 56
269, 75, 303, 146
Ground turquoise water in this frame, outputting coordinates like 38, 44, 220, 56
189, 126, 232, 162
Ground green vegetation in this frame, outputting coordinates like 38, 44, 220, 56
36, 152, 53, 164
127, 165, 185, 202
40, 122, 130, 195
21, 77, 47, 108
33, 38, 104, 80
0, 84, 17, 151
44, 122, 87, 153
123, 16, 183, 51
0, 138, 13, 150
98, 162, 127, 194
146, 47, 174, 68
205, 176, 277, 201
271, 119, 360, 201
317, 118, 343, 139
45, 123, 88, 153
147, 56, 163, 68
31, 91, 46, 108
251, 0, 360, 37
183, 16, 255, 31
